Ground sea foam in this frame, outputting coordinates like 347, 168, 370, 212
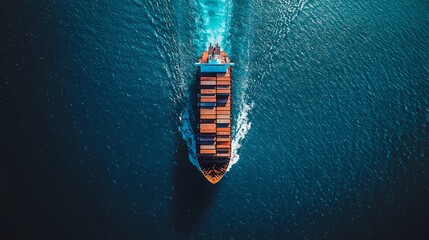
193, 0, 232, 53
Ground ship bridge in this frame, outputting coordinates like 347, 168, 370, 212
194, 43, 234, 73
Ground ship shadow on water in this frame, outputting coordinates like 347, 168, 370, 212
171, 141, 218, 236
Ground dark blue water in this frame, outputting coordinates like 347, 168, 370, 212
2, 0, 428, 239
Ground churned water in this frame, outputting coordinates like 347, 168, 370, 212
2, 0, 428, 239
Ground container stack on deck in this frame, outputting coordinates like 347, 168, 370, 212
198, 60, 231, 158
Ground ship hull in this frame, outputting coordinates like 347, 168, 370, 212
195, 45, 233, 184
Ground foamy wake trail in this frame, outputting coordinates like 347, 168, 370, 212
229, 100, 253, 171
194, 0, 232, 53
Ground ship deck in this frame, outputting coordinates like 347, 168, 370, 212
198, 53, 232, 159
196, 46, 232, 184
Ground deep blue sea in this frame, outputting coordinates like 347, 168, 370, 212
2, 0, 428, 239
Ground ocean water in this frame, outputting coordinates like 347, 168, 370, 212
2, 0, 428, 239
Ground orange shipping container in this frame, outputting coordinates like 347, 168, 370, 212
217, 131, 230, 135
217, 119, 230, 124
217, 89, 230, 94
200, 114, 216, 119
216, 144, 231, 149
217, 137, 231, 142
201, 76, 217, 81
200, 81, 216, 85
201, 128, 216, 133
200, 149, 216, 154
217, 81, 231, 86
217, 88, 230, 91
201, 89, 216, 94
217, 110, 230, 115
200, 109, 216, 115
200, 145, 216, 150
200, 124, 216, 129
217, 127, 230, 132
201, 52, 208, 62
217, 114, 230, 119
200, 97, 217, 103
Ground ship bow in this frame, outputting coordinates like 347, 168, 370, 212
199, 160, 229, 184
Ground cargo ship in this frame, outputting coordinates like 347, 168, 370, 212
195, 43, 234, 184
